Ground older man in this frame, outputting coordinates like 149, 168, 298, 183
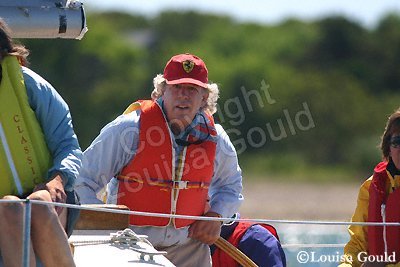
75, 53, 243, 266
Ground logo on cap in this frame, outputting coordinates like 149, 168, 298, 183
182, 60, 195, 73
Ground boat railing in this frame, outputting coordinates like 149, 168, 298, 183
1, 199, 399, 267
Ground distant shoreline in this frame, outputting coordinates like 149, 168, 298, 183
240, 180, 359, 221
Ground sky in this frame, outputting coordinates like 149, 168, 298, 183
82, 0, 400, 28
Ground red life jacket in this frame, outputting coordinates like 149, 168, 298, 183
117, 100, 217, 228
368, 161, 400, 263
212, 222, 280, 267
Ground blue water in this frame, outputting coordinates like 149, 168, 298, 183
276, 224, 349, 266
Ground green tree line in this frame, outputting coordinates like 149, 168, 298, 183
21, 11, 400, 181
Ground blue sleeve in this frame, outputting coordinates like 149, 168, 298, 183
239, 225, 286, 267
208, 124, 243, 219
23, 67, 82, 191
74, 112, 140, 204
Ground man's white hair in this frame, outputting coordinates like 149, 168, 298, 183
151, 74, 219, 115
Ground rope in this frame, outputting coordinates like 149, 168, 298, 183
70, 239, 111, 246
0, 199, 398, 227
2, 199, 400, 227
71, 228, 150, 247
110, 228, 153, 247
70, 228, 167, 261
215, 237, 258, 267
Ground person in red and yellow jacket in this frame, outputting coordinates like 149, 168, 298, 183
340, 108, 400, 267
76, 53, 243, 267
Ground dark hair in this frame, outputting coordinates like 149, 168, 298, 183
0, 18, 29, 66
380, 108, 400, 160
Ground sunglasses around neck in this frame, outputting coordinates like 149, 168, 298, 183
175, 113, 211, 147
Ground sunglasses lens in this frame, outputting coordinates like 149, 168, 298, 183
391, 136, 400, 147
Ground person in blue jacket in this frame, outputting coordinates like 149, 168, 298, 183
211, 213, 286, 267
0, 19, 81, 267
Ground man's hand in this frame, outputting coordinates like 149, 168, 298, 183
33, 174, 66, 214
188, 211, 222, 245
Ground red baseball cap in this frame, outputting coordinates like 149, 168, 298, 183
163, 53, 208, 88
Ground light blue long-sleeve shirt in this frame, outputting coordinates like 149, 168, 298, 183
23, 66, 82, 191
75, 102, 243, 246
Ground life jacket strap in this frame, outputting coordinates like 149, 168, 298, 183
117, 175, 209, 189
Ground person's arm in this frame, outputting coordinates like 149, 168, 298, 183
208, 124, 244, 218
74, 112, 140, 204
188, 124, 243, 244
339, 178, 372, 267
23, 67, 82, 192
239, 225, 286, 267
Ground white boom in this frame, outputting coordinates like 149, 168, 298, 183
0, 0, 87, 39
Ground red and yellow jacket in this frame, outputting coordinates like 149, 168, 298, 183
340, 161, 400, 267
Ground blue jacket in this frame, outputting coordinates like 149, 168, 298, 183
211, 214, 286, 267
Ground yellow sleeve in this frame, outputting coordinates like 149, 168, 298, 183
340, 178, 372, 267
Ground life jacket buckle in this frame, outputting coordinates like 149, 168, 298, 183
175, 180, 188, 189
